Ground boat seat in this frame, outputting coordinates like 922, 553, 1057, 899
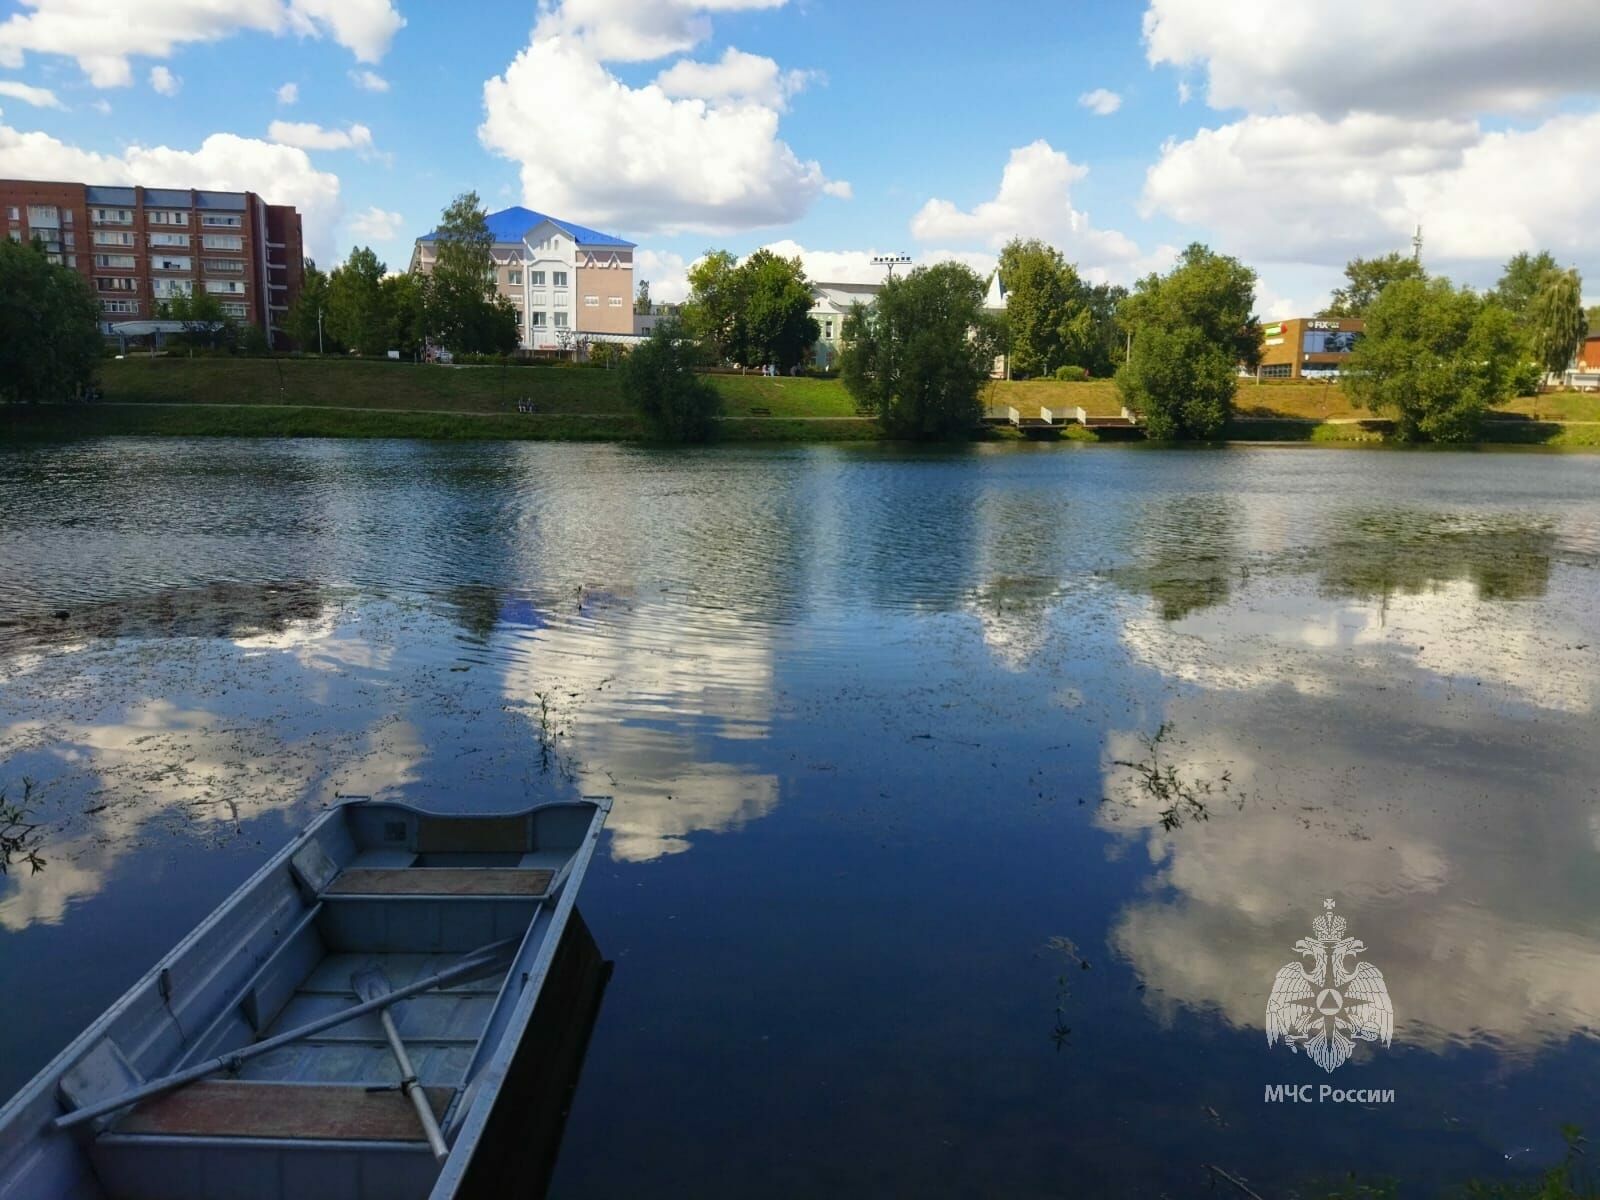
325, 868, 554, 897
112, 1080, 452, 1142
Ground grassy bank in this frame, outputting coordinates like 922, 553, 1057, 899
3, 356, 1591, 447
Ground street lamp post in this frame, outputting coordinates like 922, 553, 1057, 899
317, 305, 324, 355
871, 253, 912, 283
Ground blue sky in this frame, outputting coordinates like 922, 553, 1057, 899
2, 0, 1597, 311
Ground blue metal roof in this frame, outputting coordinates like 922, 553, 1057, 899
417, 205, 634, 249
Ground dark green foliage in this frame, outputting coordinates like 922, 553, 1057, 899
1053, 365, 1088, 381
158, 291, 238, 352
996, 239, 1125, 378
1527, 267, 1587, 380
620, 320, 722, 442
426, 192, 517, 355
840, 261, 998, 439
283, 260, 335, 352
1116, 324, 1236, 439
683, 248, 818, 369
327, 246, 389, 355
1116, 243, 1258, 438
1343, 277, 1521, 442
1322, 252, 1426, 318
1491, 250, 1561, 320
0, 239, 103, 403
383, 272, 429, 357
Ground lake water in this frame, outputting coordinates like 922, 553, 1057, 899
2, 439, 1599, 1197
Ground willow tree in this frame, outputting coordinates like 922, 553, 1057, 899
1527, 267, 1587, 381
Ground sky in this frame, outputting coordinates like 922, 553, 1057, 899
2, 0, 1599, 314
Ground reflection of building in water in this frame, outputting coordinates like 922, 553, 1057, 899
1255, 317, 1364, 379
1101, 587, 1600, 1056
497, 601, 780, 863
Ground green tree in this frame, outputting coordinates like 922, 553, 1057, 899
1343, 277, 1521, 442
840, 261, 998, 439
634, 279, 652, 314
1077, 282, 1129, 377
1116, 325, 1236, 440
1490, 250, 1560, 321
0, 239, 102, 403
1527, 267, 1587, 381
326, 246, 389, 355
382, 271, 429, 357
682, 249, 742, 363
620, 319, 722, 442
1117, 243, 1258, 438
734, 249, 819, 370
158, 291, 237, 351
1122, 243, 1261, 369
1322, 253, 1426, 318
426, 191, 505, 354
283, 260, 334, 352
996, 238, 1079, 379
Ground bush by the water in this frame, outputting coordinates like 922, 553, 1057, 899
1053, 365, 1089, 382
620, 321, 722, 443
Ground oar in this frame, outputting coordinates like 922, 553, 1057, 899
54, 935, 522, 1131
353, 966, 449, 1162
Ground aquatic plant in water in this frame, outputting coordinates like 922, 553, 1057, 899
0, 779, 46, 875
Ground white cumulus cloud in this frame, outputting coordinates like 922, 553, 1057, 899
348, 68, 388, 92
276, 81, 298, 105
349, 205, 404, 242
0, 119, 342, 260
0, 0, 404, 89
268, 119, 374, 152
481, 33, 834, 235
911, 140, 1165, 280
1143, 0, 1600, 117
533, 0, 788, 63
655, 46, 811, 110
1142, 110, 1600, 284
148, 65, 179, 95
0, 79, 62, 108
1078, 87, 1121, 116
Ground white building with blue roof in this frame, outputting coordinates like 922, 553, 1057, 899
410, 205, 637, 351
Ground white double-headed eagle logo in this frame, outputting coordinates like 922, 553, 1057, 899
1266, 899, 1394, 1073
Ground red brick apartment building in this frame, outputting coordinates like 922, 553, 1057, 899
1, 179, 304, 347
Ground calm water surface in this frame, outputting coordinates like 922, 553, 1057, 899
2, 439, 1599, 1197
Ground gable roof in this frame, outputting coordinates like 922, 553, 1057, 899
417, 205, 634, 249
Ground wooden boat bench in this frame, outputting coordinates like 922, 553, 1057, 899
112, 1080, 452, 1143
324, 868, 554, 897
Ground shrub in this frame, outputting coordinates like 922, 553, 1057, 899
620, 320, 722, 443
1053, 365, 1089, 382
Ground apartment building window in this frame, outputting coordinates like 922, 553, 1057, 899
101, 299, 140, 314
202, 258, 244, 274
95, 254, 136, 269
201, 214, 243, 227
66, 255, 76, 268
27, 205, 59, 225
219, 301, 248, 318
149, 232, 190, 248
608, 296, 623, 307
205, 280, 245, 295
584, 295, 599, 307
530, 271, 545, 286
202, 234, 243, 251
93, 230, 135, 247
148, 210, 189, 226
553, 271, 567, 287
6, 231, 18, 243
6, 206, 17, 221
152, 255, 192, 272
63, 231, 75, 248
93, 208, 133, 225
530, 312, 546, 327
62, 209, 73, 225
825, 319, 834, 339
553, 312, 568, 329
509, 270, 522, 285
95, 277, 136, 292
152, 279, 194, 299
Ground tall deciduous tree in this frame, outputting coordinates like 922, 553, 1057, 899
733, 249, 819, 370
997, 238, 1078, 379
383, 272, 429, 357
1344, 277, 1521, 442
158, 291, 237, 351
1322, 253, 1426, 318
0, 239, 102, 403
284, 260, 334, 352
425, 191, 514, 354
327, 246, 389, 355
1490, 251, 1560, 321
840, 262, 998, 439
1527, 267, 1587, 380
682, 250, 742, 364
1116, 243, 1258, 438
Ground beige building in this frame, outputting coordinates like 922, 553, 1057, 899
809, 281, 881, 368
409, 205, 635, 351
